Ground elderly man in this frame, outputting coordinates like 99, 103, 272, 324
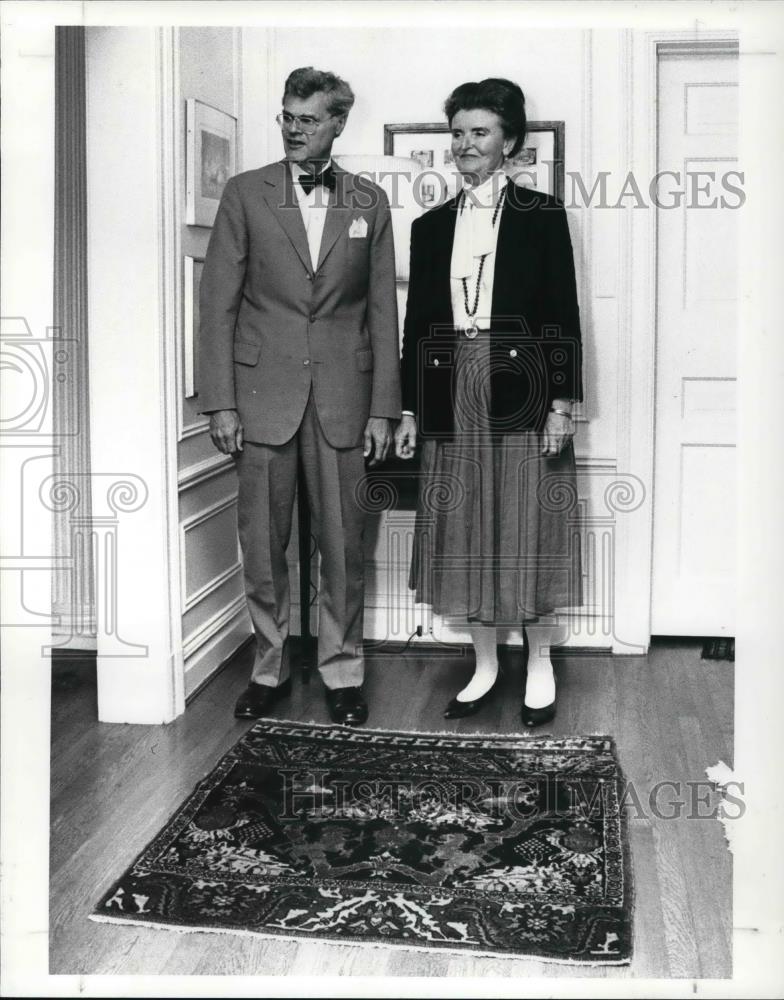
199, 67, 400, 725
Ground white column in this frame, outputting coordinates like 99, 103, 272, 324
86, 27, 184, 723
52, 26, 95, 648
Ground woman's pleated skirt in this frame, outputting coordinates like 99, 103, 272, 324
409, 333, 583, 624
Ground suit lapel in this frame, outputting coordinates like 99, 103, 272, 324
316, 165, 355, 271
261, 161, 312, 274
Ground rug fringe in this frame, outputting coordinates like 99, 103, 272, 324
248, 716, 618, 744
87, 913, 631, 966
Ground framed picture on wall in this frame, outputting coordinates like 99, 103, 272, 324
183, 255, 204, 399
185, 98, 237, 227
383, 120, 565, 203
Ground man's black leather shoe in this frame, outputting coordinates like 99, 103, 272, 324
325, 686, 368, 726
234, 677, 292, 719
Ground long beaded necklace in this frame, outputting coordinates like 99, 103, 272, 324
460, 185, 506, 338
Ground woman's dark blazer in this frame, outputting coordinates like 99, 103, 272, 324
400, 181, 583, 437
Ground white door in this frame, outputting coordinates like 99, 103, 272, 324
651, 48, 739, 636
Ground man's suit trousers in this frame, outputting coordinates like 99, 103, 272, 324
234, 390, 366, 689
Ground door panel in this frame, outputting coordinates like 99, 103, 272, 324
651, 52, 738, 635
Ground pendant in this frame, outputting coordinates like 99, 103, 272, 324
465, 324, 479, 339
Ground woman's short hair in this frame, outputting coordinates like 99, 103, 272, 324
444, 78, 527, 156
283, 67, 355, 119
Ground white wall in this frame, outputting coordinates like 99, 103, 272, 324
265, 28, 581, 148
0, 22, 55, 984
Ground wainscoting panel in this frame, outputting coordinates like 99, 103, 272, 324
173, 27, 255, 698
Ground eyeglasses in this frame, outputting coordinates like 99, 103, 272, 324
276, 112, 329, 135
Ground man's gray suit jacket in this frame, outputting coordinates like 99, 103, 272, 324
198, 159, 402, 447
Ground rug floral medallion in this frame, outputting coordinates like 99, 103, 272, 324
93, 721, 632, 963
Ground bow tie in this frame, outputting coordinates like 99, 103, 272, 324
298, 166, 336, 194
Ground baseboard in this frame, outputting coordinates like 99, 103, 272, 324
51, 647, 97, 666
185, 633, 255, 704
363, 638, 612, 657
184, 611, 253, 700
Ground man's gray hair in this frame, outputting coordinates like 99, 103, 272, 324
283, 66, 356, 119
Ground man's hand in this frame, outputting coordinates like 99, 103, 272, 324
541, 411, 574, 457
394, 414, 417, 460
363, 417, 392, 466
209, 409, 244, 454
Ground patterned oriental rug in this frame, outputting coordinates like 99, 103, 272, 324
92, 721, 633, 964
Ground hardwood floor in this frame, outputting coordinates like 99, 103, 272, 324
49, 638, 733, 978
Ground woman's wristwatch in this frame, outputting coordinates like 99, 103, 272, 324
550, 407, 573, 419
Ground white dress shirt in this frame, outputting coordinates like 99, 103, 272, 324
290, 159, 334, 271
450, 170, 507, 333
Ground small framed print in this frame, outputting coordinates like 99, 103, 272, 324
186, 98, 237, 227
421, 182, 437, 205
383, 120, 565, 203
410, 149, 434, 169
183, 255, 204, 399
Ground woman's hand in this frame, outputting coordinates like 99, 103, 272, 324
542, 410, 574, 457
395, 414, 418, 459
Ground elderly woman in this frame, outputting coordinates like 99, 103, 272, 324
395, 78, 583, 727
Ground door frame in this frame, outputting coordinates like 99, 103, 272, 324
87, 26, 186, 723
614, 30, 738, 653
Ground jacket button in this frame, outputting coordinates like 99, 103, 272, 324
510, 349, 518, 358
303, 359, 310, 366
309, 314, 316, 323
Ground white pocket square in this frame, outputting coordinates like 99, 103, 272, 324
349, 217, 368, 239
